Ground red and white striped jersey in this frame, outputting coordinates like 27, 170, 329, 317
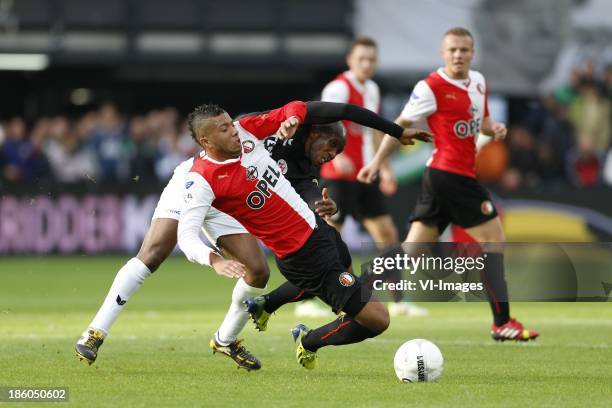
400, 69, 490, 178
320, 70, 380, 180
177, 101, 316, 266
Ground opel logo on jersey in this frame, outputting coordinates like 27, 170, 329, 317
453, 118, 481, 139
246, 166, 258, 181
242, 140, 255, 153
246, 165, 280, 209
481, 200, 494, 215
277, 159, 288, 175
339, 272, 355, 287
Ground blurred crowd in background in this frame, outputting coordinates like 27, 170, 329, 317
500, 61, 612, 190
1, 61, 611, 190
0, 103, 198, 185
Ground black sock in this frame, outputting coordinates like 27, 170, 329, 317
301, 315, 377, 352
481, 252, 510, 326
263, 281, 314, 313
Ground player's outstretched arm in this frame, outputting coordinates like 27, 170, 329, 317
177, 177, 247, 279
304, 101, 403, 137
305, 102, 432, 144
177, 177, 215, 265
357, 116, 432, 184
357, 135, 399, 183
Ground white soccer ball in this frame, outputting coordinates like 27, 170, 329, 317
393, 339, 444, 383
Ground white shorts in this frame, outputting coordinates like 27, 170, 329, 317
152, 158, 248, 243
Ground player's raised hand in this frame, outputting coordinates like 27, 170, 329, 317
490, 122, 507, 140
276, 116, 300, 140
210, 255, 247, 279
399, 128, 433, 145
357, 161, 379, 184
314, 187, 337, 220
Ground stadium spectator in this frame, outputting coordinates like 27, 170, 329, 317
46, 116, 98, 183
88, 103, 129, 182
126, 116, 157, 182
502, 126, 540, 189
536, 97, 575, 184
569, 80, 610, 154
0, 117, 48, 182
566, 135, 602, 187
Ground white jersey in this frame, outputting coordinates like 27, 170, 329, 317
151, 157, 247, 243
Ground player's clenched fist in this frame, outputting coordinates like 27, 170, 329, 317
210, 254, 247, 279
399, 128, 433, 145
490, 121, 507, 140
357, 162, 379, 184
314, 187, 337, 220
276, 116, 300, 140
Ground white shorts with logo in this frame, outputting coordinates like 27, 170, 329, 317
152, 158, 247, 244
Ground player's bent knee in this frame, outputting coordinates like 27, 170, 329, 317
354, 299, 390, 334
372, 302, 390, 333
245, 262, 270, 287
136, 243, 173, 272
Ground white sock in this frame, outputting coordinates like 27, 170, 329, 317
216, 278, 265, 345
89, 257, 151, 335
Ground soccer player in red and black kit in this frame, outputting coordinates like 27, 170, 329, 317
359, 27, 539, 342
178, 100, 431, 369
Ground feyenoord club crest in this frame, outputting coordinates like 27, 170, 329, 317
481, 200, 494, 215
277, 159, 288, 174
246, 166, 258, 181
339, 272, 355, 287
242, 140, 255, 153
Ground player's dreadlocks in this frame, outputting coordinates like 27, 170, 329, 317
187, 104, 227, 144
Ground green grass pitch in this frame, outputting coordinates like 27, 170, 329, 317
1, 255, 611, 407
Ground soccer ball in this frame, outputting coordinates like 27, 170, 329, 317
393, 339, 444, 383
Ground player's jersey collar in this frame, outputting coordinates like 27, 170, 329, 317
201, 150, 242, 164
437, 68, 473, 90
343, 70, 367, 93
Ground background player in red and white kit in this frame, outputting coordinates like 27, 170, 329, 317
320, 36, 427, 317
359, 27, 539, 342
178, 101, 429, 369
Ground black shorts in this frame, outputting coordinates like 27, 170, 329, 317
322, 216, 352, 269
320, 178, 387, 224
410, 168, 498, 233
275, 217, 369, 316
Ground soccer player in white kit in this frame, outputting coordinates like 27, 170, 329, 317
76, 100, 429, 369
74, 155, 271, 369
